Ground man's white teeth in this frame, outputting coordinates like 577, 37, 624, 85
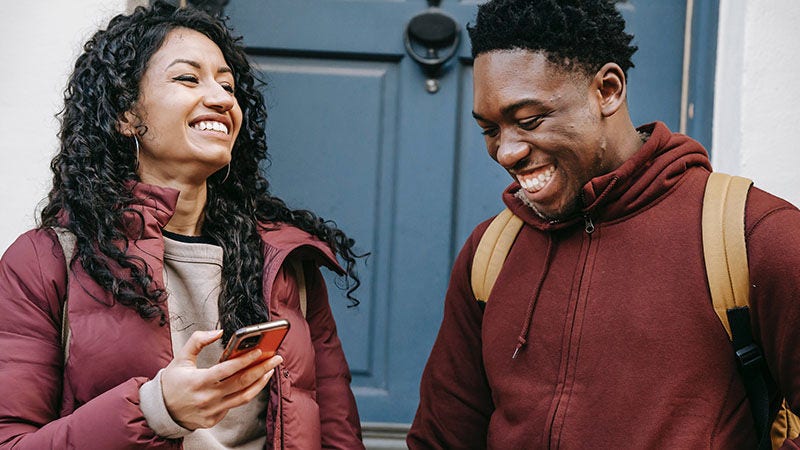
518, 166, 554, 192
193, 120, 229, 134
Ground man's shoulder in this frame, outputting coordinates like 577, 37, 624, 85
745, 185, 800, 232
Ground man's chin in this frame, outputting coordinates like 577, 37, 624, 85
514, 189, 578, 223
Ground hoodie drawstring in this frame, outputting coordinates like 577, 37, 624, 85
512, 235, 555, 359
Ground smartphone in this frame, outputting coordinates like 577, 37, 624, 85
219, 319, 290, 363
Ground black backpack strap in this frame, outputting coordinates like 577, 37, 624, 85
727, 306, 771, 449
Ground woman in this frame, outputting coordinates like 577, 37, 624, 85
0, 3, 365, 449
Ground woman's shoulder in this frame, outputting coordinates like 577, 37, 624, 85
257, 222, 343, 274
0, 227, 66, 314
2, 228, 63, 266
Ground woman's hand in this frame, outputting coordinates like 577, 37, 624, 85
160, 329, 282, 431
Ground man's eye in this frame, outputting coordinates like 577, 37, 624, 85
519, 117, 543, 130
481, 128, 498, 137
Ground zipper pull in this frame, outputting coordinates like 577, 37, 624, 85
584, 215, 595, 234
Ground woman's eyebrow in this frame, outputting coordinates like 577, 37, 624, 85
167, 58, 201, 69
166, 59, 232, 74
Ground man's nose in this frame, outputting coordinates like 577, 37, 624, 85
495, 134, 530, 169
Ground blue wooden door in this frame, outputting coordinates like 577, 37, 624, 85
226, 0, 717, 426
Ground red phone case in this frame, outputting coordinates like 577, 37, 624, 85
219, 319, 291, 363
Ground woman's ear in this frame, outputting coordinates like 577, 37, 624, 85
593, 62, 627, 118
116, 110, 137, 137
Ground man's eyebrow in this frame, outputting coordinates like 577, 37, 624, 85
472, 110, 488, 121
500, 98, 547, 116
472, 98, 548, 122
166, 59, 234, 74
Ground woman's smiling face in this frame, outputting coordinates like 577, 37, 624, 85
124, 27, 243, 186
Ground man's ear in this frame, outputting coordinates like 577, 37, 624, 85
593, 62, 626, 118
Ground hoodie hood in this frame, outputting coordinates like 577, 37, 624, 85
503, 122, 711, 230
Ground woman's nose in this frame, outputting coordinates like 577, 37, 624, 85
203, 83, 235, 112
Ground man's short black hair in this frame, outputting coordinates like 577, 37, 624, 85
468, 0, 638, 77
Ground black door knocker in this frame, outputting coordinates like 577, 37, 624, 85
403, 2, 460, 93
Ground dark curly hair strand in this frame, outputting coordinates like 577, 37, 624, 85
40, 1, 365, 343
468, 0, 638, 77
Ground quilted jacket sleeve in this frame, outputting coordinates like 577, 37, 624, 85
0, 230, 178, 449
303, 262, 364, 450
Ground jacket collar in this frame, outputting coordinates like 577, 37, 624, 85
502, 122, 712, 231
127, 181, 180, 231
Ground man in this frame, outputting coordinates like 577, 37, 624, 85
407, 0, 800, 448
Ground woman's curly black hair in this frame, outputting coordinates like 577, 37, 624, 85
468, 0, 637, 77
40, 1, 365, 342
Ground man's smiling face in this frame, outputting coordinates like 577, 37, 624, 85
472, 49, 619, 221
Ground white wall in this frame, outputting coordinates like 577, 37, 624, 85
0, 2, 798, 254
0, 1, 129, 253
713, 0, 800, 206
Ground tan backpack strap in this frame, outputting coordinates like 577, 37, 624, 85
471, 208, 524, 303
702, 172, 753, 340
53, 227, 76, 362
289, 258, 308, 319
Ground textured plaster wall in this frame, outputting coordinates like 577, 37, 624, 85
713, 0, 800, 206
0, 1, 128, 252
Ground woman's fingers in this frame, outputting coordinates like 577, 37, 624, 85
217, 364, 277, 411
174, 329, 223, 366
216, 355, 283, 396
211, 347, 268, 381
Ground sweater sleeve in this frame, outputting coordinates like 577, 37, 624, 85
0, 230, 178, 449
303, 262, 365, 450
407, 225, 494, 450
745, 196, 800, 449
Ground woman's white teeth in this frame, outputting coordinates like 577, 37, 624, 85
518, 166, 554, 192
193, 120, 228, 134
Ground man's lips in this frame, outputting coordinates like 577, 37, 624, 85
516, 164, 555, 193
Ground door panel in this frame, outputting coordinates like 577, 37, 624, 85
619, 1, 686, 127
253, 57, 400, 379
226, 0, 714, 425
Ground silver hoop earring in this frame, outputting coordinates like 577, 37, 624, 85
221, 163, 231, 183
132, 135, 141, 170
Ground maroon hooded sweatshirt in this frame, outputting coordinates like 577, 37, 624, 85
0, 182, 363, 449
408, 122, 800, 449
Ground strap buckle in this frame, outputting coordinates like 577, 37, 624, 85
735, 343, 764, 370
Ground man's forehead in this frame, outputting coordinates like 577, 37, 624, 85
473, 50, 576, 96
474, 49, 587, 79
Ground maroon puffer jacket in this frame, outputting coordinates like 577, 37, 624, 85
0, 182, 363, 449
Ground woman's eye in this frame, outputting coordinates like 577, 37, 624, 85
173, 75, 199, 84
221, 83, 235, 94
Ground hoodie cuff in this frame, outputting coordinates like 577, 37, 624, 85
139, 369, 192, 439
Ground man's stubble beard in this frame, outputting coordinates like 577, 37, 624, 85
514, 189, 581, 223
